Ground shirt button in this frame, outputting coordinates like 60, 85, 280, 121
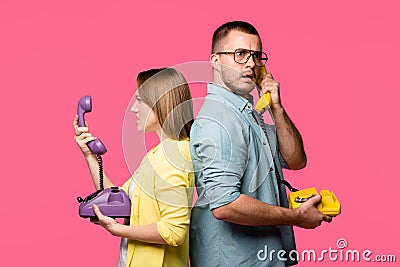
247, 104, 251, 108
270, 167, 273, 172
263, 141, 266, 145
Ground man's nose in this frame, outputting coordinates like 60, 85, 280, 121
245, 54, 256, 68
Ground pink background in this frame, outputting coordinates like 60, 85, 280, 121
1, 0, 399, 266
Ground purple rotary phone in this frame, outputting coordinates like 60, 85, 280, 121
77, 96, 131, 219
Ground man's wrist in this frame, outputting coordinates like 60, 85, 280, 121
289, 207, 302, 227
270, 103, 287, 121
270, 103, 284, 113
274, 206, 300, 226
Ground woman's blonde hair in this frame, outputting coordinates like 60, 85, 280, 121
137, 68, 193, 140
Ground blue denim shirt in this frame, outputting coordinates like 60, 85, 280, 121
190, 83, 297, 267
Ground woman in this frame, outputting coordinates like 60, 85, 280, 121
73, 68, 194, 267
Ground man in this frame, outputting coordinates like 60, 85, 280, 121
189, 21, 332, 266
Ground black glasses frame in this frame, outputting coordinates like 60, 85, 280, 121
215, 48, 268, 66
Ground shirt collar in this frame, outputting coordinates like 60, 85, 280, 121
207, 83, 254, 112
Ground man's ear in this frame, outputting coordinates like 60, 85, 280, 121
210, 54, 221, 72
210, 53, 219, 64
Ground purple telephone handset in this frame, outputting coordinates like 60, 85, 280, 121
77, 96, 107, 155
77, 96, 131, 219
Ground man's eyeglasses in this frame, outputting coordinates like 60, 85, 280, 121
215, 48, 268, 66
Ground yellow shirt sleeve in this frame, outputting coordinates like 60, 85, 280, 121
154, 140, 194, 246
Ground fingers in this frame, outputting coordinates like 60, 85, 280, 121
260, 72, 280, 95
73, 115, 89, 135
324, 215, 333, 223
90, 205, 103, 225
75, 132, 95, 140
73, 117, 90, 137
73, 115, 96, 155
307, 195, 322, 206
92, 204, 117, 232
74, 131, 97, 144
92, 204, 104, 219
298, 195, 322, 210
90, 217, 99, 224
306, 196, 333, 225
78, 136, 97, 145
74, 127, 90, 137
265, 71, 273, 79
296, 195, 334, 229
261, 79, 279, 89
73, 115, 78, 129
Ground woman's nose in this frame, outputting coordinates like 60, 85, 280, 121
131, 100, 138, 112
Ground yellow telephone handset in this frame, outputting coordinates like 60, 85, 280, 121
255, 65, 272, 112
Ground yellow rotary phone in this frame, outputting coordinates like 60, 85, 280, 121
289, 187, 341, 216
255, 66, 341, 217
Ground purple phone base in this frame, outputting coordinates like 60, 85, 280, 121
79, 187, 131, 219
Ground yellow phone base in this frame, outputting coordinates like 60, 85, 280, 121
289, 187, 341, 216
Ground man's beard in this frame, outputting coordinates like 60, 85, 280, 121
220, 66, 255, 97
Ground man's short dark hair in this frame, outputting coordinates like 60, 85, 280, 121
212, 21, 260, 53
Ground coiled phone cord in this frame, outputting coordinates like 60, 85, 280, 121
77, 154, 104, 203
257, 110, 298, 193
97, 154, 104, 191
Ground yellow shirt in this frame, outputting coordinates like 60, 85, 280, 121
121, 138, 194, 267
